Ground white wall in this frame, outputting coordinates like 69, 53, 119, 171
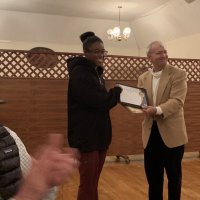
139, 33, 200, 59
167, 34, 200, 59
2, 33, 200, 59
1, 0, 200, 59
0, 10, 137, 56
0, 40, 139, 57
130, 0, 200, 58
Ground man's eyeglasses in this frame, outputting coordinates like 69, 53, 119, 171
87, 50, 108, 56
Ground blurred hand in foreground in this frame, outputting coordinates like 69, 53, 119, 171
15, 134, 80, 200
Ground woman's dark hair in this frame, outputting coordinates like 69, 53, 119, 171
80, 31, 103, 51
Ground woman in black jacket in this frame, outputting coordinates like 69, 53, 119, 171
67, 31, 122, 200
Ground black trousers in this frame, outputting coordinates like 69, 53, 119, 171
144, 121, 184, 200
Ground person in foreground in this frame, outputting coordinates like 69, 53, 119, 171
0, 125, 62, 200
13, 134, 79, 200
138, 41, 188, 200
67, 31, 122, 200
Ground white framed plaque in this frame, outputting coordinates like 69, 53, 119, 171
117, 83, 148, 113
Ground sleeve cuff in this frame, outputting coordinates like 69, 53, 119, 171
156, 106, 163, 115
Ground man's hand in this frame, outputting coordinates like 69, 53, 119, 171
142, 106, 157, 116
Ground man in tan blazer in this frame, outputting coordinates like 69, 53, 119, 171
138, 41, 188, 200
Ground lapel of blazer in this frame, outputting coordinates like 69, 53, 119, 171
156, 65, 171, 105
145, 72, 153, 106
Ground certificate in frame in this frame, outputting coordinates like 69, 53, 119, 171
117, 83, 148, 113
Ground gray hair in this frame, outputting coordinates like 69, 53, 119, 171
146, 41, 165, 57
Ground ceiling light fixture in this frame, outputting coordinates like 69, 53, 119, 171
107, 6, 131, 41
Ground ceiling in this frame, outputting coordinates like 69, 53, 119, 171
0, 0, 171, 21
0, 0, 199, 56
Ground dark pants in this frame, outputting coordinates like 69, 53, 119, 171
77, 150, 107, 200
144, 121, 184, 200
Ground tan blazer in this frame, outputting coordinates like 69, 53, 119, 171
138, 65, 188, 148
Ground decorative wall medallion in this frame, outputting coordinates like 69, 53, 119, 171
27, 47, 59, 68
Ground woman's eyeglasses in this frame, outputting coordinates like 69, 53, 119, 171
87, 50, 108, 56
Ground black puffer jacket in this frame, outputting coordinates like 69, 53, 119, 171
67, 57, 121, 153
0, 125, 22, 200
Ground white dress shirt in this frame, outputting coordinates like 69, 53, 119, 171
151, 69, 163, 115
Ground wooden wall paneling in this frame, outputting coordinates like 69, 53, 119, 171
0, 49, 199, 155
184, 82, 200, 151
0, 79, 31, 144
25, 79, 68, 153
0, 78, 68, 154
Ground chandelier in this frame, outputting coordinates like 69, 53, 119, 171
107, 6, 131, 41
